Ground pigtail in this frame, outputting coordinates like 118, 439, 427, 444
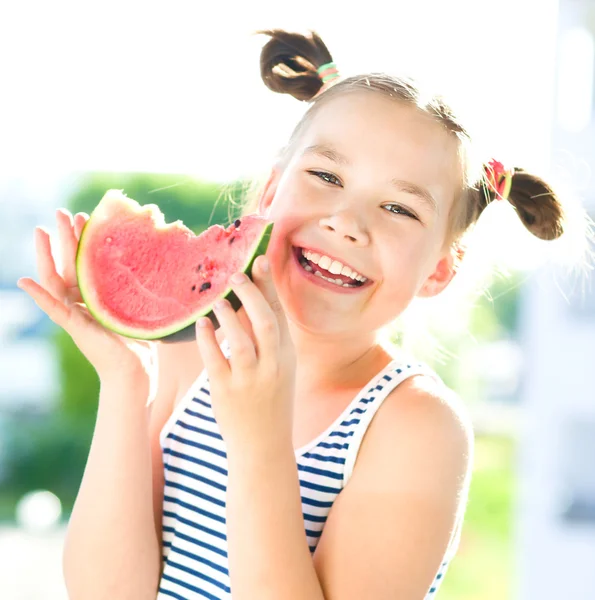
257, 29, 334, 102
481, 168, 566, 241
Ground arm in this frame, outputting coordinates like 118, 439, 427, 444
64, 338, 204, 600
21, 209, 203, 599
63, 373, 162, 600
312, 375, 474, 599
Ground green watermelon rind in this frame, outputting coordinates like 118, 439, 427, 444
76, 197, 273, 342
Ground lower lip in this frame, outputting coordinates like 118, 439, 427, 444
291, 247, 370, 294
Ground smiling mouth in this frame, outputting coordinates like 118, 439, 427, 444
293, 246, 369, 289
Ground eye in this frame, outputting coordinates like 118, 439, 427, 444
383, 204, 418, 220
308, 170, 342, 187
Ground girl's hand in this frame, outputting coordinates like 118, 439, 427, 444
195, 255, 296, 452
18, 209, 156, 396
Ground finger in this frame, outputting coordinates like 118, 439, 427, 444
18, 277, 72, 330
251, 255, 290, 341
212, 299, 257, 370
73, 212, 90, 240
229, 271, 279, 357
35, 227, 67, 301
56, 208, 79, 289
195, 317, 231, 381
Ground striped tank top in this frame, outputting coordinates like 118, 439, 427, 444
158, 340, 460, 599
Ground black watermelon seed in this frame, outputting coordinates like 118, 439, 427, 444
200, 282, 212, 292
229, 236, 236, 245
234, 219, 241, 227
196, 264, 202, 272
191, 285, 196, 291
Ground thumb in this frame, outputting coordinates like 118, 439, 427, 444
18, 277, 73, 331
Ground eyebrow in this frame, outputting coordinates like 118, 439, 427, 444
302, 144, 439, 215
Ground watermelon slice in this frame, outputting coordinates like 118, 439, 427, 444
76, 189, 273, 342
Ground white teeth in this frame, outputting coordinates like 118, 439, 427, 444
301, 248, 367, 282
311, 269, 357, 287
318, 255, 332, 270
329, 260, 343, 275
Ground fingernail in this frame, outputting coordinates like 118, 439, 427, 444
230, 272, 246, 285
260, 256, 269, 273
214, 300, 227, 311
197, 317, 210, 328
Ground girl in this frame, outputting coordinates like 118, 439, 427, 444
20, 29, 575, 599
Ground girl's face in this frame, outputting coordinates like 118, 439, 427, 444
259, 91, 462, 336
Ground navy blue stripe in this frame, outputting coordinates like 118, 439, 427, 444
360, 397, 375, 404
301, 495, 334, 508
302, 453, 346, 464
163, 495, 226, 525
164, 480, 226, 509
173, 420, 223, 441
185, 409, 217, 423
350, 407, 366, 415
300, 479, 341, 494
317, 441, 349, 450
166, 434, 227, 459
339, 418, 361, 427
199, 387, 211, 396
164, 448, 228, 476
168, 544, 229, 575
192, 397, 212, 409
383, 374, 392, 381
164, 463, 227, 493
167, 560, 230, 593
163, 540, 172, 548
328, 430, 354, 438
303, 513, 328, 523
305, 529, 323, 538
158, 586, 190, 600
309, 545, 317, 553
298, 464, 343, 480
163, 510, 227, 542
160, 573, 223, 599
163, 526, 228, 558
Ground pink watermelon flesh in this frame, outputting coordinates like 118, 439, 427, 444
76, 190, 273, 340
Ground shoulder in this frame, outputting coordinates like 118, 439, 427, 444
350, 371, 474, 500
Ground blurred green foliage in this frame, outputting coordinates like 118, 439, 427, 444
66, 171, 245, 232
440, 436, 515, 600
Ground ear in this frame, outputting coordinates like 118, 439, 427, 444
258, 167, 282, 218
416, 249, 457, 298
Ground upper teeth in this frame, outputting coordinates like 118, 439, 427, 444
301, 249, 368, 282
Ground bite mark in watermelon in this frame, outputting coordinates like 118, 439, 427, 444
76, 189, 273, 342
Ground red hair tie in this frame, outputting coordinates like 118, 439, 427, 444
484, 159, 514, 201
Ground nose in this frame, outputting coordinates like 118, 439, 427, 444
318, 211, 370, 246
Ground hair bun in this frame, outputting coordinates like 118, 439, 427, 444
257, 29, 334, 102
506, 169, 565, 240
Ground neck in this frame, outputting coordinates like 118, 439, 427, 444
287, 320, 391, 393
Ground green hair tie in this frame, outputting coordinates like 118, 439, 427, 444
316, 62, 340, 84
